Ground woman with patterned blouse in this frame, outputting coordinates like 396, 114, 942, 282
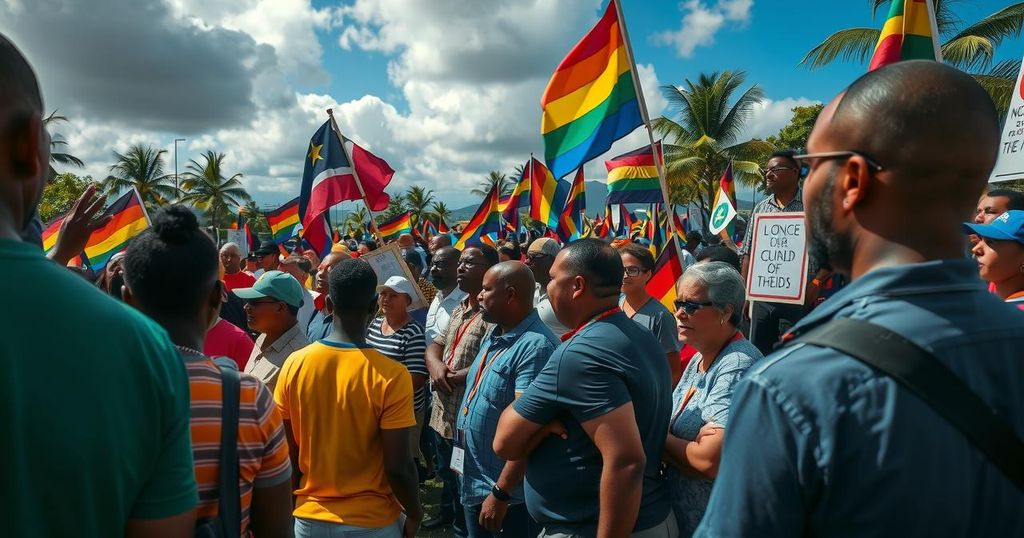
663, 262, 763, 536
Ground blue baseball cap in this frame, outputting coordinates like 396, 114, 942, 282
234, 270, 305, 308
962, 210, 1024, 245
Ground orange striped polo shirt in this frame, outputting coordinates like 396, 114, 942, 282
184, 356, 291, 535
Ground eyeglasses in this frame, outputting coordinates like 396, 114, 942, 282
793, 150, 884, 172
623, 266, 644, 277
673, 300, 714, 315
763, 166, 796, 176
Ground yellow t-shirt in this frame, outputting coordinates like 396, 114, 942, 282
274, 340, 416, 527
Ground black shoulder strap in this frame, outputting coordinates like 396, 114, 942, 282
218, 367, 241, 537
791, 317, 1024, 492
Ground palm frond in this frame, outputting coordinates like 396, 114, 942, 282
717, 83, 765, 146
799, 28, 881, 69
953, 3, 1024, 48
973, 59, 1020, 118
942, 35, 995, 70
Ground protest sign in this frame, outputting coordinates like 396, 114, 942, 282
990, 53, 1024, 183
359, 242, 427, 310
224, 229, 249, 257
745, 212, 808, 305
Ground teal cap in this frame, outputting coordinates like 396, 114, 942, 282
234, 270, 304, 308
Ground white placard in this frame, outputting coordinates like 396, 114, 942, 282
359, 242, 428, 310
990, 55, 1024, 183
224, 229, 249, 257
745, 212, 808, 305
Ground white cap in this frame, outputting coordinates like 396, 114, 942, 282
375, 275, 416, 303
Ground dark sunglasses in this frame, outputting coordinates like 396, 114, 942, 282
673, 300, 714, 315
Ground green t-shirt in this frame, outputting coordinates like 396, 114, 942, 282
1, 239, 197, 535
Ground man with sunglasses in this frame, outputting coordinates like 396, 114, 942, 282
740, 149, 810, 355
236, 270, 311, 390
697, 61, 1024, 536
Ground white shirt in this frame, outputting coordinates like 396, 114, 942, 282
534, 283, 568, 336
243, 323, 310, 391
425, 287, 468, 343
297, 287, 315, 334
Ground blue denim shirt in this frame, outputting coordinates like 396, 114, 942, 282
696, 259, 1024, 537
455, 311, 558, 506
306, 309, 332, 342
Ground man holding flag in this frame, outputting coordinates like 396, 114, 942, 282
739, 150, 808, 355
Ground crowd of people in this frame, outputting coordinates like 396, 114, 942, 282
4, 33, 1024, 538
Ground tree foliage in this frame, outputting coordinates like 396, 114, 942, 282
179, 150, 250, 235
653, 70, 773, 218
103, 144, 177, 209
800, 0, 1024, 115
39, 172, 91, 222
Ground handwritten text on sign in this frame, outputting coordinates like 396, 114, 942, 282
745, 212, 808, 305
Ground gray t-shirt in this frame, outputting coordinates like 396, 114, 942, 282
668, 336, 762, 535
622, 297, 682, 354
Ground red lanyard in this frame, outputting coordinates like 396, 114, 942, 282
462, 342, 509, 415
560, 306, 621, 342
445, 311, 481, 368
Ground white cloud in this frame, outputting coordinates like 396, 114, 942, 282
743, 97, 819, 140
6, 0, 674, 211
654, 0, 754, 58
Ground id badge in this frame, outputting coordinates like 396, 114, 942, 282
450, 429, 466, 475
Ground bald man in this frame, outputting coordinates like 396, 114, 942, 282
698, 61, 1024, 536
0, 35, 197, 536
429, 233, 453, 255
456, 262, 557, 538
220, 242, 256, 292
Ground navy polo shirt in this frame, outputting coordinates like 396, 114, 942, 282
513, 311, 672, 534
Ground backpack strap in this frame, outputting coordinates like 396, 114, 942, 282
790, 317, 1024, 492
217, 367, 241, 537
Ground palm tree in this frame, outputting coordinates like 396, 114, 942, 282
472, 171, 513, 198
44, 111, 84, 175
179, 150, 251, 239
404, 185, 435, 227
240, 200, 270, 235
104, 144, 178, 209
800, 1, 1024, 114
345, 206, 370, 237
430, 201, 452, 225
379, 193, 408, 222
509, 163, 527, 183
652, 70, 772, 220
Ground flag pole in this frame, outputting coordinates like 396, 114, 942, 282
612, 0, 681, 254
924, 0, 944, 63
326, 108, 383, 241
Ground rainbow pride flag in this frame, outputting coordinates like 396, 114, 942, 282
378, 212, 413, 242
83, 190, 150, 271
528, 158, 568, 230
41, 213, 66, 254
672, 206, 688, 240
456, 184, 502, 250
265, 198, 301, 243
868, 0, 942, 71
605, 141, 664, 204
556, 169, 587, 242
541, 2, 643, 180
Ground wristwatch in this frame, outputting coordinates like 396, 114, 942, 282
491, 484, 511, 502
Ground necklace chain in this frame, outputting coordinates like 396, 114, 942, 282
174, 344, 205, 357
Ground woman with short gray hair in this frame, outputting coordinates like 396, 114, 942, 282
662, 261, 763, 536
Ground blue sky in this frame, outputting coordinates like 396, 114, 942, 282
3, 0, 1020, 212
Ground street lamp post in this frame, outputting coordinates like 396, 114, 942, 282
173, 138, 186, 199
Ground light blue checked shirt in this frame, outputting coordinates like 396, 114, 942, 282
455, 310, 558, 506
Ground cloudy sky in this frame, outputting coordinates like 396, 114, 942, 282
2, 0, 1019, 210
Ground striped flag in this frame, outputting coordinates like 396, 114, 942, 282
83, 190, 150, 272
41, 213, 66, 255
378, 212, 413, 242
556, 169, 587, 242
671, 206, 688, 240
438, 215, 450, 234
264, 198, 301, 244
299, 120, 392, 233
605, 141, 664, 204
646, 237, 684, 312
868, 0, 943, 71
455, 183, 502, 250
541, 1, 643, 180
647, 203, 668, 257
616, 205, 635, 237
527, 158, 568, 230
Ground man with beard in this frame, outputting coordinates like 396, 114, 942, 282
739, 149, 809, 355
696, 61, 1024, 536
